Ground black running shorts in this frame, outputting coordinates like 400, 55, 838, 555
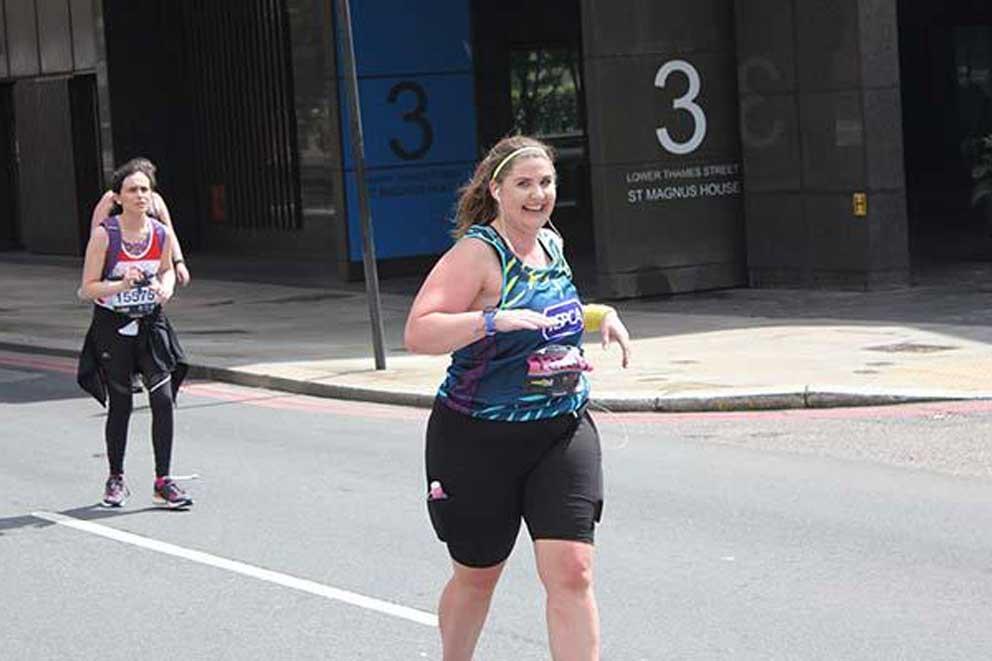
425, 399, 604, 568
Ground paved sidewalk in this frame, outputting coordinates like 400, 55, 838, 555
2, 254, 992, 411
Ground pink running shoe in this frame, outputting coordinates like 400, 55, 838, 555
153, 477, 194, 509
101, 474, 130, 508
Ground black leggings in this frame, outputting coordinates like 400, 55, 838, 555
106, 376, 174, 477
92, 306, 177, 478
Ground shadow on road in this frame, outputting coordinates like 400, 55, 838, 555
0, 504, 189, 537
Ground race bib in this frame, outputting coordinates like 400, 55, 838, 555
108, 284, 157, 317
524, 344, 592, 396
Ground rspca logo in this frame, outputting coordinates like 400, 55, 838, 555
542, 298, 583, 340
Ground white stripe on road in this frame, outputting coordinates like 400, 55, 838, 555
32, 511, 438, 628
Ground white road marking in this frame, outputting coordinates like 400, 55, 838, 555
32, 511, 438, 628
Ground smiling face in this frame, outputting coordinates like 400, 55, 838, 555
114, 172, 152, 216
490, 155, 557, 232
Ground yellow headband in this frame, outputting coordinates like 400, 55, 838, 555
490, 146, 547, 182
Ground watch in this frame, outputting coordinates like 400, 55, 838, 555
482, 306, 498, 336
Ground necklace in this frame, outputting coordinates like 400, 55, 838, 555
120, 220, 151, 255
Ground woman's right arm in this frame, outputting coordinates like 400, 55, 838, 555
404, 239, 553, 355
79, 227, 138, 300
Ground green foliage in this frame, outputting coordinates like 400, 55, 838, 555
963, 134, 992, 206
510, 49, 582, 138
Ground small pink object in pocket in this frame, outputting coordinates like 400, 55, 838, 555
428, 480, 448, 500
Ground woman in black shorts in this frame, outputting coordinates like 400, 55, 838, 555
405, 136, 632, 660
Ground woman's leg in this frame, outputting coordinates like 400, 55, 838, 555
535, 539, 600, 661
105, 381, 133, 475
425, 402, 524, 659
438, 560, 505, 661
146, 375, 173, 478
98, 321, 137, 477
524, 411, 603, 659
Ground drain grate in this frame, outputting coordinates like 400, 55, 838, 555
866, 342, 958, 354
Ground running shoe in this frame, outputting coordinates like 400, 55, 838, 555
101, 474, 130, 508
153, 477, 194, 509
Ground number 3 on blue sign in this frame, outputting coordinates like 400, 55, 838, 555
388, 81, 434, 161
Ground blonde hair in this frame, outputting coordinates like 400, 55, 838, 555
452, 135, 555, 239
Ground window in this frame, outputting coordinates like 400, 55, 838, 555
509, 48, 583, 138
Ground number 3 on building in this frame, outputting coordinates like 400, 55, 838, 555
655, 60, 707, 155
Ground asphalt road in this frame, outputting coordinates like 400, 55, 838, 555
2, 349, 992, 660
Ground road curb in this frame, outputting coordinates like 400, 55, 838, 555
188, 368, 983, 413
189, 364, 436, 409
1, 341, 985, 413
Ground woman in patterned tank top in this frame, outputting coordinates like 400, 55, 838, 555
78, 158, 193, 510
405, 135, 631, 661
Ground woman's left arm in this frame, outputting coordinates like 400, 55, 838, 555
584, 304, 631, 368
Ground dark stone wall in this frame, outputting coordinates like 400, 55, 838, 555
580, 0, 746, 297
2, 0, 100, 255
13, 79, 81, 254
736, 0, 909, 288
2, 0, 96, 77
100, 0, 341, 259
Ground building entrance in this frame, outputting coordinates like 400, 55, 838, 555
470, 0, 597, 283
899, 0, 992, 263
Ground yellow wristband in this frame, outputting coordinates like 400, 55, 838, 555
582, 304, 616, 332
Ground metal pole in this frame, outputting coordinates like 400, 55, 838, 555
335, 0, 386, 370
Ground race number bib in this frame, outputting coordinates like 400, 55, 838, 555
108, 285, 157, 317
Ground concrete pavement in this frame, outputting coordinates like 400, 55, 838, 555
2, 253, 991, 411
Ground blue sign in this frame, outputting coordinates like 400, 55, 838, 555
343, 164, 469, 258
339, 75, 477, 170
339, 0, 477, 261
346, 0, 472, 77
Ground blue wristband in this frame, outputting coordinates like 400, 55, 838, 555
482, 306, 498, 336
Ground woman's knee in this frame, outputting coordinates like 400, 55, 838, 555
107, 387, 133, 415
536, 540, 595, 594
450, 561, 504, 595
147, 376, 173, 409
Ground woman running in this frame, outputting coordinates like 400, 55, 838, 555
404, 135, 631, 660
77, 157, 193, 509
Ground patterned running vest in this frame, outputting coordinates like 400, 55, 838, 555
95, 216, 167, 318
437, 224, 590, 421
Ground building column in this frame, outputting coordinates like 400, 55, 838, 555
735, 0, 909, 288
92, 0, 115, 185
580, 0, 747, 297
